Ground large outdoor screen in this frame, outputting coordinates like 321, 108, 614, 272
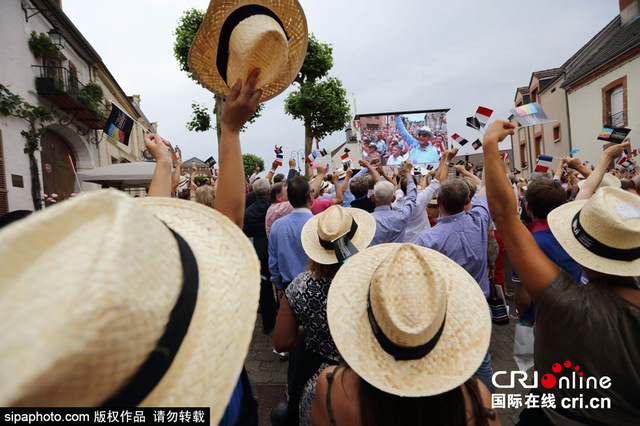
353, 109, 449, 167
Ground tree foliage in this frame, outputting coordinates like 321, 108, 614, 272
285, 34, 351, 172
173, 8, 204, 83
242, 153, 265, 179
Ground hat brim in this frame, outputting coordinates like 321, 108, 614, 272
547, 200, 640, 276
301, 208, 376, 265
327, 244, 491, 397
136, 198, 260, 423
188, 0, 308, 102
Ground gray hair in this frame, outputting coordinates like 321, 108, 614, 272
530, 171, 553, 182
252, 178, 270, 198
373, 181, 395, 205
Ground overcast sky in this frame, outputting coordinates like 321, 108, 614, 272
63, 0, 620, 169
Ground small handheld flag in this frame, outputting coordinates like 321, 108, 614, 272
318, 148, 328, 156
568, 148, 580, 157
341, 152, 352, 163
597, 126, 631, 143
306, 151, 318, 165
535, 155, 554, 173
451, 133, 469, 146
472, 139, 482, 150
475, 107, 493, 128
104, 104, 135, 146
466, 116, 481, 131
500, 152, 509, 162
204, 156, 216, 168
275, 153, 284, 167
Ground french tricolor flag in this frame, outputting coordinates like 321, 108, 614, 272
475, 106, 493, 128
341, 152, 352, 163
451, 133, 469, 146
306, 151, 317, 165
618, 155, 629, 167
500, 152, 509, 161
275, 153, 283, 167
535, 155, 553, 173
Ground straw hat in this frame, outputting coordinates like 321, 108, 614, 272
0, 190, 259, 422
301, 205, 375, 264
577, 173, 620, 191
188, 0, 308, 102
327, 243, 491, 397
548, 187, 640, 276
320, 181, 333, 193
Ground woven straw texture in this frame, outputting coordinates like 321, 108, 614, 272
548, 187, 640, 276
327, 244, 491, 397
301, 206, 376, 265
188, 0, 308, 102
0, 190, 259, 425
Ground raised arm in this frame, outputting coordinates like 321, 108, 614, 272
484, 120, 558, 300
394, 115, 419, 148
575, 141, 630, 201
437, 148, 458, 182
340, 166, 353, 193
217, 68, 262, 227
455, 165, 482, 187
310, 163, 328, 199
171, 158, 183, 194
147, 134, 172, 197
331, 171, 343, 205
553, 158, 565, 181
563, 156, 592, 178
359, 159, 381, 183
266, 160, 278, 183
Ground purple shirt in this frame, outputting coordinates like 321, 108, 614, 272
418, 196, 491, 296
370, 179, 417, 245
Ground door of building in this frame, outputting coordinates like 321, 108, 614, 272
40, 130, 76, 200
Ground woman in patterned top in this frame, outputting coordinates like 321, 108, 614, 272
274, 205, 376, 426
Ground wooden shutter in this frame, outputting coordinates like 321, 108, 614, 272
0, 130, 8, 215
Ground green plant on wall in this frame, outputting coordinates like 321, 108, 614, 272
28, 31, 63, 62
0, 84, 56, 210
79, 82, 106, 120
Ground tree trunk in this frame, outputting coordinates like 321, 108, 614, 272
214, 95, 223, 143
304, 120, 313, 178
29, 152, 42, 211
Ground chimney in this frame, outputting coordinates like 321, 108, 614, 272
620, 0, 640, 25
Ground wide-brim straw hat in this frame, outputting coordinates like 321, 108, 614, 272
301, 205, 375, 264
577, 172, 620, 190
327, 243, 491, 397
188, 0, 308, 102
0, 190, 259, 423
548, 187, 640, 276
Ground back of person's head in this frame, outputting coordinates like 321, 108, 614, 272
270, 182, 286, 203
195, 186, 215, 209
373, 181, 395, 205
178, 188, 191, 200
620, 179, 638, 195
438, 179, 470, 214
273, 173, 285, 184
0, 210, 32, 230
461, 177, 477, 199
252, 178, 270, 199
287, 175, 310, 208
400, 176, 417, 195
530, 171, 553, 182
350, 176, 369, 199
525, 179, 566, 219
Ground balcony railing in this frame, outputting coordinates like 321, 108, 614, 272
33, 65, 109, 129
606, 111, 625, 128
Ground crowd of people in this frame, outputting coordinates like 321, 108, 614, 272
359, 114, 448, 166
0, 67, 639, 426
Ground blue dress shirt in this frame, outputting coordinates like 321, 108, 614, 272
371, 178, 417, 245
268, 208, 313, 290
394, 116, 439, 164
418, 196, 491, 296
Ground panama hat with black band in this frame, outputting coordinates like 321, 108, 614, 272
188, 0, 308, 102
0, 190, 259, 423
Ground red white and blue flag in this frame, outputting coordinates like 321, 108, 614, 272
275, 153, 283, 167
500, 152, 509, 162
306, 151, 318, 165
451, 133, 469, 146
535, 155, 554, 173
475, 106, 493, 128
341, 152, 352, 163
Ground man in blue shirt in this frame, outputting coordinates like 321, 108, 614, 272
269, 175, 313, 296
417, 177, 494, 391
371, 160, 417, 245
394, 116, 439, 164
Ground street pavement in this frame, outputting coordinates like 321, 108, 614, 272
246, 255, 527, 425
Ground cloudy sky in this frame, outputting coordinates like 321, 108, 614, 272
63, 0, 620, 170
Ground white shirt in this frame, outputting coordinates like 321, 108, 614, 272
393, 179, 440, 244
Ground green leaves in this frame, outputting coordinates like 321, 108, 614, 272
242, 153, 265, 178
285, 34, 351, 149
28, 31, 63, 62
173, 9, 205, 82
285, 77, 350, 141
187, 103, 211, 132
